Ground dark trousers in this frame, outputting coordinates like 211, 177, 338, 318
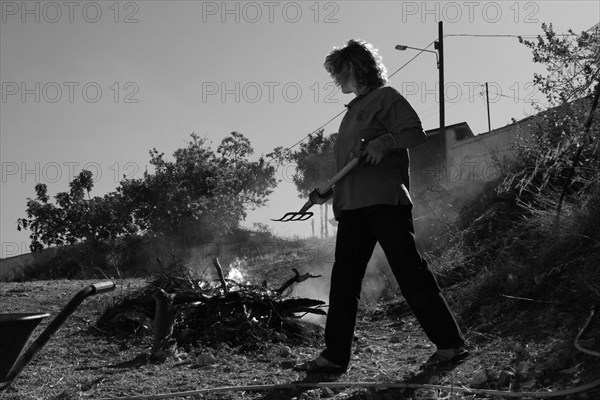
321, 205, 465, 368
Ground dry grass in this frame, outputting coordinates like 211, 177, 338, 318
1, 238, 599, 400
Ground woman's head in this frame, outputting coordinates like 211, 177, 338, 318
324, 39, 388, 92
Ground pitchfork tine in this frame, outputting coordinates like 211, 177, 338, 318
271, 156, 360, 222
271, 199, 315, 221
271, 211, 314, 222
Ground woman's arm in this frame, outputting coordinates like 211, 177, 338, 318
361, 127, 426, 165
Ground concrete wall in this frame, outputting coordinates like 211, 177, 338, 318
409, 126, 454, 190
445, 123, 531, 186
410, 120, 532, 193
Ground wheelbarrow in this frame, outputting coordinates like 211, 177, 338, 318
0, 281, 116, 391
272, 156, 360, 222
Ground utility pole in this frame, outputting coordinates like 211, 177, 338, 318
396, 21, 445, 161
486, 82, 491, 132
434, 21, 445, 162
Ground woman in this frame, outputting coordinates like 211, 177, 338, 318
294, 39, 467, 373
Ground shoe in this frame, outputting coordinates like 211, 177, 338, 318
423, 348, 469, 368
293, 357, 346, 374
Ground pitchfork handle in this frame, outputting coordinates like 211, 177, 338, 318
298, 157, 360, 214
318, 157, 360, 194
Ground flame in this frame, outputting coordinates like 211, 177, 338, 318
226, 257, 248, 282
226, 267, 245, 282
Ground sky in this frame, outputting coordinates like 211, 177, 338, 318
1, 0, 599, 258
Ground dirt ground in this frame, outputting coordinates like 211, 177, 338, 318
1, 279, 599, 400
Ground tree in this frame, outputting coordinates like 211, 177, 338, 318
520, 23, 599, 105
273, 129, 337, 237
501, 23, 600, 207
119, 132, 277, 240
17, 171, 135, 252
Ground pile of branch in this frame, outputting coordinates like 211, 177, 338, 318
95, 258, 325, 360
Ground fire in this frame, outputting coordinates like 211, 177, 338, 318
226, 267, 244, 282
226, 257, 247, 282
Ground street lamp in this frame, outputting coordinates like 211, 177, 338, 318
395, 21, 445, 161
394, 45, 439, 68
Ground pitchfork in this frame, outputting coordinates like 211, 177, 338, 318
272, 157, 360, 222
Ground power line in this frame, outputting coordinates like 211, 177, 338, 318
389, 41, 437, 79
445, 34, 536, 38
419, 93, 475, 122
282, 110, 345, 154
489, 92, 541, 104
444, 33, 576, 39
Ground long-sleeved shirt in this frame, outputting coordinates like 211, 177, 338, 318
332, 85, 425, 219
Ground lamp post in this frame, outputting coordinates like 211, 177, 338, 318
396, 21, 445, 161
394, 45, 439, 67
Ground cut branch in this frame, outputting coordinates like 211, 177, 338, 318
213, 257, 228, 294
150, 289, 176, 362
276, 268, 322, 294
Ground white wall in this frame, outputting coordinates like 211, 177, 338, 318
446, 123, 531, 187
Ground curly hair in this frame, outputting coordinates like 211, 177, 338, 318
324, 39, 388, 89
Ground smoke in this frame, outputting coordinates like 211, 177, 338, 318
412, 179, 492, 252
290, 258, 332, 326
361, 243, 395, 303
291, 242, 396, 326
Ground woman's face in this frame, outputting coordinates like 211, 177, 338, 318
334, 64, 358, 94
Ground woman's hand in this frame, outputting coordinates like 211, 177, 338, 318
309, 188, 333, 205
354, 134, 396, 165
